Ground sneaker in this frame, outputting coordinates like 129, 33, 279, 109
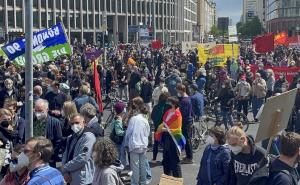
181, 157, 194, 164
127, 171, 133, 177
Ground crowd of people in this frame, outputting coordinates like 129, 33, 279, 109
0, 41, 299, 185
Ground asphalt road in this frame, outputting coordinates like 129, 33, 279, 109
102, 106, 260, 185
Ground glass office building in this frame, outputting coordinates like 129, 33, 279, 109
0, 0, 197, 44
266, 0, 300, 34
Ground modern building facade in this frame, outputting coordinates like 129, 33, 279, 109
197, 0, 216, 42
217, 17, 229, 34
265, 0, 300, 34
242, 0, 264, 24
0, 0, 197, 44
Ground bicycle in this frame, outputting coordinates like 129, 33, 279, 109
191, 117, 209, 153
103, 96, 127, 130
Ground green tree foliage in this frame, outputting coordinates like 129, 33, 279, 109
237, 16, 262, 38
210, 25, 221, 37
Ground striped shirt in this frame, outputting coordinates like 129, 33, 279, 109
27, 165, 64, 185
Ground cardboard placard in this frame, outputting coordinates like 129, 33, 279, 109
159, 174, 183, 185
255, 88, 298, 143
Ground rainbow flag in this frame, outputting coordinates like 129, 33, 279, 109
155, 108, 186, 153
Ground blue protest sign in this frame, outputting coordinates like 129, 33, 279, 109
2, 22, 67, 60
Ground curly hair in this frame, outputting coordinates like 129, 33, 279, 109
92, 138, 118, 168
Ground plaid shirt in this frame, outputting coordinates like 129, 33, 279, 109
28, 165, 64, 185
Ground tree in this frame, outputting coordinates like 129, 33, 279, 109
210, 25, 221, 37
237, 16, 263, 38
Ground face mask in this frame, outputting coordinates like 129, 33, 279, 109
221, 85, 226, 88
61, 110, 65, 117
35, 112, 47, 121
71, 124, 82, 133
17, 152, 29, 168
296, 83, 300, 89
159, 83, 164, 87
177, 93, 182, 97
205, 135, 215, 145
228, 145, 243, 155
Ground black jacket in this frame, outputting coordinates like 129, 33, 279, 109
140, 82, 153, 103
267, 158, 299, 185
228, 136, 266, 185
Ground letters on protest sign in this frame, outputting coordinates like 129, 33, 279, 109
1, 23, 72, 66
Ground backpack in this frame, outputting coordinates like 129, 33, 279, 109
247, 155, 293, 185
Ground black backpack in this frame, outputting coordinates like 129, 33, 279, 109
248, 155, 294, 185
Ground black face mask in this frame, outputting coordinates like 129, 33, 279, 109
0, 120, 10, 128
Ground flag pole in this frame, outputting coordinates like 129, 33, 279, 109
25, 0, 33, 139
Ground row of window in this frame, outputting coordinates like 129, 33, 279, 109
267, 7, 300, 20
0, 10, 176, 30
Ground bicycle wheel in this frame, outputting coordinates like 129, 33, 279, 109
198, 119, 209, 145
232, 111, 250, 132
191, 124, 201, 153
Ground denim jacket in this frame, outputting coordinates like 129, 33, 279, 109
197, 145, 231, 185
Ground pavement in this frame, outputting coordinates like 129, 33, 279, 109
102, 105, 261, 185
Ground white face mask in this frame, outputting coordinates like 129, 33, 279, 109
205, 135, 215, 145
9, 162, 22, 172
71, 124, 82, 133
221, 85, 226, 88
17, 152, 29, 168
61, 110, 65, 117
228, 145, 243, 155
297, 83, 300, 89
35, 112, 47, 121
159, 83, 164, 88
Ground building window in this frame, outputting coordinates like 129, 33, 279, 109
118, 0, 122, 13
76, 0, 80, 11
137, 1, 141, 14
88, 0, 92, 11
16, 0, 23, 8
128, 1, 132, 13
100, 0, 104, 11
33, 11, 39, 28
70, 0, 74, 10
7, 0, 13, 7
95, 15, 99, 28
48, 0, 53, 9
41, 12, 47, 27
75, 13, 80, 28
62, 0, 68, 10
62, 12, 67, 27
48, 13, 53, 27
112, 0, 116, 12
132, 1, 136, 13
107, 0, 111, 12
8, 11, 14, 28
56, 0, 60, 9
16, 11, 22, 28
142, 1, 145, 14
89, 14, 93, 28
70, 14, 74, 28
83, 0, 87, 10
33, 0, 38, 8
95, 0, 99, 11
83, 14, 87, 28
122, 0, 126, 13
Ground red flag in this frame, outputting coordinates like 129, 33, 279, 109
253, 33, 275, 53
93, 61, 103, 113
274, 31, 288, 46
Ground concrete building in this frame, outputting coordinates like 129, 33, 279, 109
0, 0, 197, 44
217, 17, 229, 35
265, 0, 300, 34
197, 0, 216, 42
242, 0, 264, 24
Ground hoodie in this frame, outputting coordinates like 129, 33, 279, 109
228, 136, 266, 185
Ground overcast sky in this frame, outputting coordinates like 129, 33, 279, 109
215, 0, 243, 25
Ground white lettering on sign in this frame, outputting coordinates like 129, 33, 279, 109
6, 43, 22, 54
32, 26, 61, 48
52, 47, 67, 58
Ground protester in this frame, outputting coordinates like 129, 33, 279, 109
266, 69, 275, 98
33, 99, 62, 167
92, 138, 124, 185
74, 84, 99, 112
227, 125, 265, 185
0, 78, 19, 108
176, 84, 193, 163
155, 96, 185, 178
61, 113, 96, 185
24, 137, 64, 185
124, 97, 150, 185
80, 103, 104, 137
151, 92, 171, 161
196, 126, 230, 185
190, 84, 204, 121
252, 73, 267, 121
235, 74, 251, 117
0, 144, 29, 185
110, 101, 127, 165
152, 78, 168, 106
267, 132, 300, 185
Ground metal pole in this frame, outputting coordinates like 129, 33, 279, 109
152, 0, 156, 40
25, 0, 33, 139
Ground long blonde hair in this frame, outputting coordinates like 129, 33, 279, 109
227, 123, 246, 139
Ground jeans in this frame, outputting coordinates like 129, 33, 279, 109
130, 152, 148, 185
221, 110, 233, 130
182, 123, 193, 160
152, 140, 160, 160
252, 96, 264, 119
117, 143, 127, 166
118, 85, 128, 101
237, 99, 248, 116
